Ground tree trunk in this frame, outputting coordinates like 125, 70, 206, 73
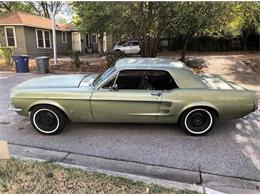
41, 1, 50, 18
98, 33, 104, 56
180, 35, 189, 62
242, 31, 249, 51
139, 34, 160, 57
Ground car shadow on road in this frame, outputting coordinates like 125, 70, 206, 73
64, 122, 222, 137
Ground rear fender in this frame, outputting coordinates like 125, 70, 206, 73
179, 102, 219, 118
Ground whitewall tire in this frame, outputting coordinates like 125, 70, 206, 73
30, 105, 66, 135
179, 108, 216, 136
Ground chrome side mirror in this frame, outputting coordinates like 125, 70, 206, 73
111, 83, 118, 91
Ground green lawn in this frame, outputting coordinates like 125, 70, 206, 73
0, 159, 196, 193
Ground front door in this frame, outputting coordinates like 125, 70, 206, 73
72, 32, 81, 51
91, 70, 162, 123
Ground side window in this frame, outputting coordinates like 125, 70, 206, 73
125, 42, 131, 47
115, 70, 178, 90
116, 70, 143, 89
147, 70, 178, 90
132, 41, 139, 46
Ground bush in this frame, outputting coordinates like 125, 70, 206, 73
68, 50, 81, 68
0, 47, 13, 66
106, 51, 126, 66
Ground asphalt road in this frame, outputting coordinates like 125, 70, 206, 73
0, 72, 259, 182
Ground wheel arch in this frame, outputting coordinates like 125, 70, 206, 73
178, 103, 219, 123
28, 101, 70, 121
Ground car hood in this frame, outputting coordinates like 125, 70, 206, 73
13, 74, 93, 90
197, 74, 247, 90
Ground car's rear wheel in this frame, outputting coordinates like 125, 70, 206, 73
30, 105, 66, 135
179, 108, 216, 135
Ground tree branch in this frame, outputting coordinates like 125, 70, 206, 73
27, 2, 41, 15
0, 2, 12, 12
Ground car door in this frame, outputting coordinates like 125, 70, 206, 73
90, 70, 162, 123
131, 41, 140, 54
121, 42, 132, 54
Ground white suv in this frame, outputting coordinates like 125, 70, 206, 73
113, 40, 140, 54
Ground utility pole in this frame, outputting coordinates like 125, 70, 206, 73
50, 2, 57, 64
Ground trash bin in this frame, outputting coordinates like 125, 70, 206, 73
35, 56, 49, 74
13, 55, 29, 73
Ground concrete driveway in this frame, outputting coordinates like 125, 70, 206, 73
0, 72, 260, 187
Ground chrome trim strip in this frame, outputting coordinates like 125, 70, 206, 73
8, 104, 22, 112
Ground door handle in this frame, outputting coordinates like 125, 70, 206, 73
151, 92, 161, 97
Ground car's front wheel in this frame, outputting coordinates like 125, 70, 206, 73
30, 105, 66, 135
179, 108, 216, 135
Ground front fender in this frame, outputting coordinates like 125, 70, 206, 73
26, 100, 69, 117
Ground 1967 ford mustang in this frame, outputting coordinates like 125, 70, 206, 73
9, 58, 258, 135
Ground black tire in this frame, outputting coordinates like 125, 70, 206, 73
114, 49, 122, 53
179, 108, 216, 136
30, 105, 66, 135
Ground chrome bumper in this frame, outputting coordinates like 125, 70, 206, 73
8, 104, 22, 112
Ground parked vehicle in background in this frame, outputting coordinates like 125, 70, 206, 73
113, 40, 140, 54
9, 58, 258, 136
113, 40, 126, 47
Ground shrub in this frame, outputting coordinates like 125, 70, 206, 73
106, 51, 126, 67
0, 47, 13, 66
68, 50, 81, 68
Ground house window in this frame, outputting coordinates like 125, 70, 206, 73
62, 31, 67, 43
5, 27, 16, 47
44, 31, 51, 47
36, 29, 51, 48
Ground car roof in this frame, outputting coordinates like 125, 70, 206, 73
115, 57, 189, 70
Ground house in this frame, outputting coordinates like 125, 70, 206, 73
0, 11, 114, 57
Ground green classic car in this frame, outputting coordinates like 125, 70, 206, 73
9, 58, 258, 135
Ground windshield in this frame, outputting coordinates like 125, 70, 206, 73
93, 66, 116, 87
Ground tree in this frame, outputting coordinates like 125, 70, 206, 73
73, 2, 121, 55
73, 2, 259, 58
120, 2, 170, 57
72, 2, 169, 56
25, 1, 64, 18
166, 2, 232, 61
225, 2, 260, 50
0, 1, 67, 18
0, 1, 36, 14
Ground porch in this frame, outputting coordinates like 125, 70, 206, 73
71, 32, 114, 54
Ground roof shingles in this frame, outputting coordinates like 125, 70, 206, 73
0, 11, 76, 31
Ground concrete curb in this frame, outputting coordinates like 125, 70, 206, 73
7, 143, 260, 193
11, 154, 225, 194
